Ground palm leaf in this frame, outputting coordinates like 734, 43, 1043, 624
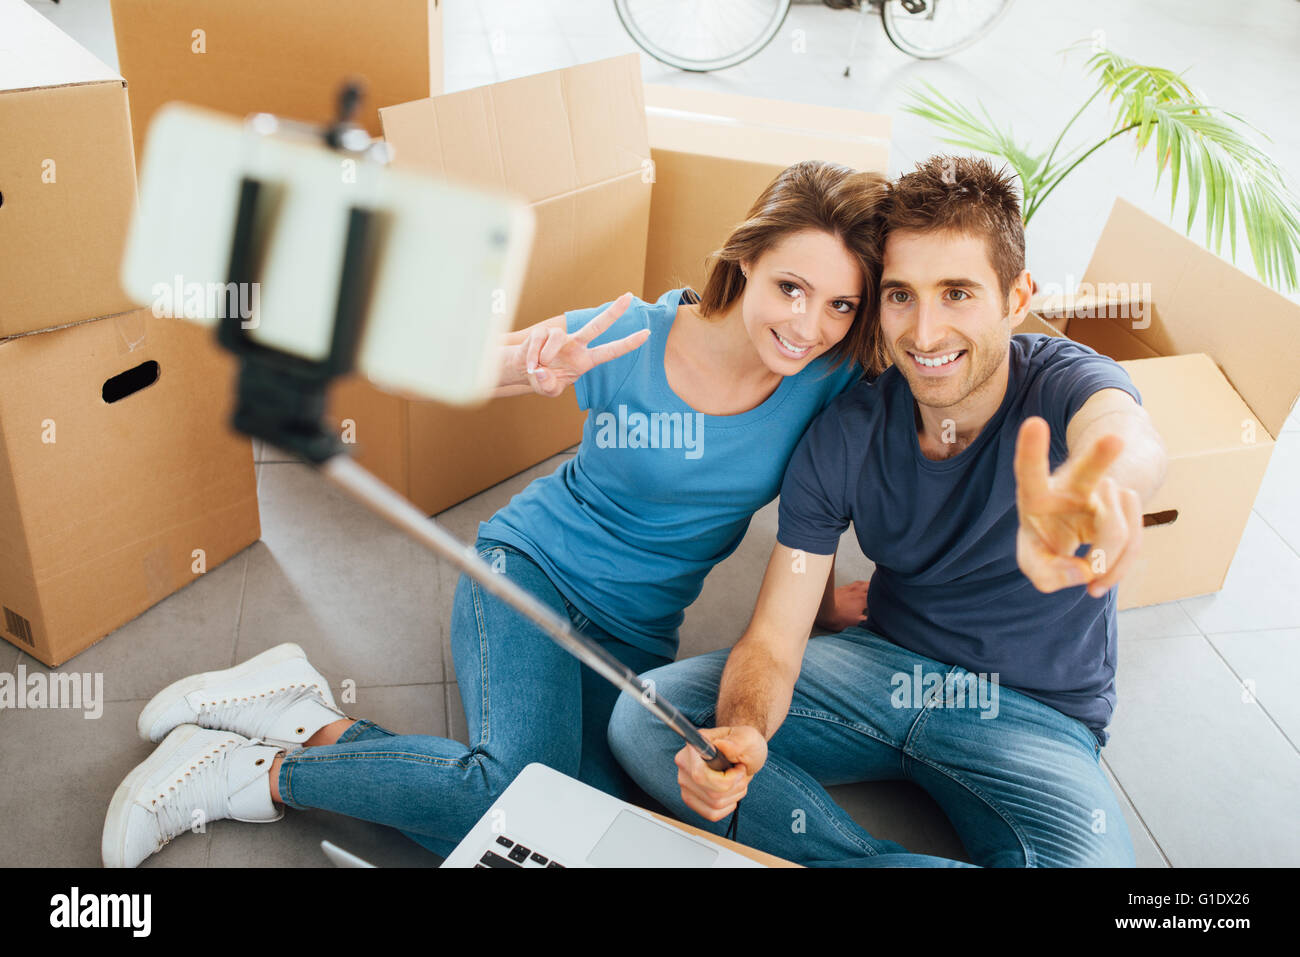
1083, 48, 1299, 288
901, 44, 1300, 290
901, 81, 1047, 208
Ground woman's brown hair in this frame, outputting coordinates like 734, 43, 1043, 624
693, 160, 890, 375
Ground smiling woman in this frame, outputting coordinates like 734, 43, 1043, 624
694, 159, 893, 379
665, 227, 869, 417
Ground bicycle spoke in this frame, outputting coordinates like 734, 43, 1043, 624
619, 0, 789, 70
883, 0, 1013, 58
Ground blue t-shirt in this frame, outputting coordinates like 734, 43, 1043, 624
479, 287, 862, 658
776, 334, 1142, 746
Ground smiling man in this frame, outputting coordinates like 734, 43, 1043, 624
608, 155, 1168, 867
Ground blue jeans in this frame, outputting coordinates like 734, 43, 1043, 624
608, 627, 1135, 868
276, 538, 671, 858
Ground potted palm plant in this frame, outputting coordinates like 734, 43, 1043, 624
903, 42, 1300, 292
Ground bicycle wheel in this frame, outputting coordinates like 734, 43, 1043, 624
880, 0, 1014, 59
615, 0, 792, 72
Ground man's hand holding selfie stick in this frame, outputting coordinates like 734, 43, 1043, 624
668, 541, 839, 822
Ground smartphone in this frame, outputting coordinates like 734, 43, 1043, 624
120, 102, 535, 405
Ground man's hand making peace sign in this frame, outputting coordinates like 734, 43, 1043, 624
1013, 389, 1168, 599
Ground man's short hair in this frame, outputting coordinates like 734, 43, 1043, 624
884, 155, 1026, 303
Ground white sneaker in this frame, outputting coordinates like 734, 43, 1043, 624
103, 725, 283, 868
138, 642, 346, 750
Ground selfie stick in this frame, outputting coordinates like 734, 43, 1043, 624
217, 84, 731, 773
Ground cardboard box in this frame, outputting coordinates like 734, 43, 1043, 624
322, 54, 653, 515
1028, 198, 1300, 609
641, 84, 890, 300
0, 0, 139, 338
110, 0, 444, 163
0, 310, 261, 666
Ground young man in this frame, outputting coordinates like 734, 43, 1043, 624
607, 155, 1167, 867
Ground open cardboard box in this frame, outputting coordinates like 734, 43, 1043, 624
1027, 198, 1300, 609
110, 0, 444, 164
0, 0, 139, 338
642, 83, 890, 300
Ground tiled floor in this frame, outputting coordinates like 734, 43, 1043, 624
5, 0, 1298, 868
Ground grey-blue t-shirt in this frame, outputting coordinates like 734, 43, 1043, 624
776, 334, 1142, 745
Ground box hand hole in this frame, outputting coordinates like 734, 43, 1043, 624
1142, 509, 1178, 528
102, 360, 160, 403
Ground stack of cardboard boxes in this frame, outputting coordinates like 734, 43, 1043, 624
0, 0, 259, 667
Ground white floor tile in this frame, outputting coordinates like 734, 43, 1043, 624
1105, 633, 1300, 866
1205, 628, 1300, 750
1179, 512, 1300, 634
1117, 601, 1202, 641
1100, 757, 1169, 868
1254, 431, 1300, 557
490, 31, 580, 80
1284, 404, 1300, 434
237, 463, 445, 685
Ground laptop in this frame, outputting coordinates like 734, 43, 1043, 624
321, 762, 765, 868
440, 762, 765, 868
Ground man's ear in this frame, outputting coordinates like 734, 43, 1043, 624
1007, 269, 1033, 330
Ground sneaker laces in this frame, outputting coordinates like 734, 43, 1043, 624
194, 682, 329, 740
149, 738, 238, 850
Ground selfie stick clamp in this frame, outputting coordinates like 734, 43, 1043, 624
214, 83, 731, 773
218, 82, 380, 465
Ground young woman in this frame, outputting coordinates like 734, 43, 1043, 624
103, 160, 890, 867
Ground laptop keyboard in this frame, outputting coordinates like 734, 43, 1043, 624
476, 833, 567, 868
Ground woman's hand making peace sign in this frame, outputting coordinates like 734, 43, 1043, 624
502, 292, 652, 398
